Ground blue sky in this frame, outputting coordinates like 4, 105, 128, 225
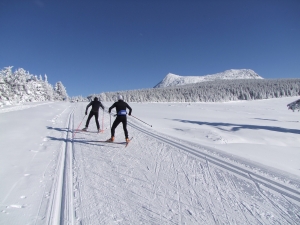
1, 0, 299, 97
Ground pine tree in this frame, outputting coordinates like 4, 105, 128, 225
54, 81, 68, 101
0, 66, 69, 105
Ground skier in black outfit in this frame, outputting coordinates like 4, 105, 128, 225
83, 97, 104, 132
107, 95, 132, 143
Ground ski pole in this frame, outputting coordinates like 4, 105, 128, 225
73, 115, 86, 138
130, 115, 152, 127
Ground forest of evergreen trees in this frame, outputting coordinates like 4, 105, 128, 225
2, 66, 299, 107
93, 78, 300, 103
0, 67, 68, 106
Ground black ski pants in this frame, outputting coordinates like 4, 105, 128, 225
86, 111, 100, 130
111, 116, 128, 138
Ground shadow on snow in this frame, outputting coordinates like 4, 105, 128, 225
47, 136, 111, 147
47, 126, 117, 148
47, 126, 69, 132
252, 118, 299, 123
173, 119, 300, 134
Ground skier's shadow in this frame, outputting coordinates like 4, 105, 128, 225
47, 136, 119, 148
46, 126, 119, 148
47, 126, 70, 132
173, 119, 300, 134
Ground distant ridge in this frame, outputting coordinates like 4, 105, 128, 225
154, 69, 263, 88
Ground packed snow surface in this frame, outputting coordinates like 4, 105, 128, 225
154, 69, 263, 88
0, 97, 300, 224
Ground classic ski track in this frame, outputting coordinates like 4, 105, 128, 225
128, 121, 300, 203
71, 106, 300, 224
46, 106, 75, 225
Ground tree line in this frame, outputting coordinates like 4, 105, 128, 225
0, 67, 68, 106
92, 78, 300, 103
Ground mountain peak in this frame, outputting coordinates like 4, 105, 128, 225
154, 69, 263, 88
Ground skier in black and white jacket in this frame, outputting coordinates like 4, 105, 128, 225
83, 97, 104, 132
107, 95, 132, 143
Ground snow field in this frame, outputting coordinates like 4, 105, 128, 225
0, 102, 73, 224
1, 97, 300, 224
129, 98, 300, 178
71, 101, 300, 224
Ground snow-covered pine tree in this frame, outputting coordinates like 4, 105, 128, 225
96, 78, 300, 103
54, 81, 68, 101
0, 67, 69, 106
42, 77, 54, 101
0, 67, 13, 105
69, 95, 88, 102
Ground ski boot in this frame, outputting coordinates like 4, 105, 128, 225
82, 127, 88, 131
125, 138, 130, 143
106, 136, 115, 142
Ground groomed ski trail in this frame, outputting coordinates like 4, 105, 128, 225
46, 105, 75, 225
71, 103, 300, 225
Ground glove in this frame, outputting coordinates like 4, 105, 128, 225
85, 111, 87, 115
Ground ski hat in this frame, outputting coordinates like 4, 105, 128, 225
117, 95, 123, 100
94, 97, 98, 101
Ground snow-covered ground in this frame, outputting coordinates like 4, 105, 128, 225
0, 97, 300, 224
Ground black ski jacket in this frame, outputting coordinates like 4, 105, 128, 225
108, 100, 132, 116
86, 100, 104, 113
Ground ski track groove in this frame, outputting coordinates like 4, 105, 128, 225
46, 105, 75, 225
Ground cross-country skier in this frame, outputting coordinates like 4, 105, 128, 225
107, 95, 132, 143
82, 97, 104, 132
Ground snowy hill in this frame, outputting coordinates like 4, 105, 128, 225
154, 69, 263, 88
